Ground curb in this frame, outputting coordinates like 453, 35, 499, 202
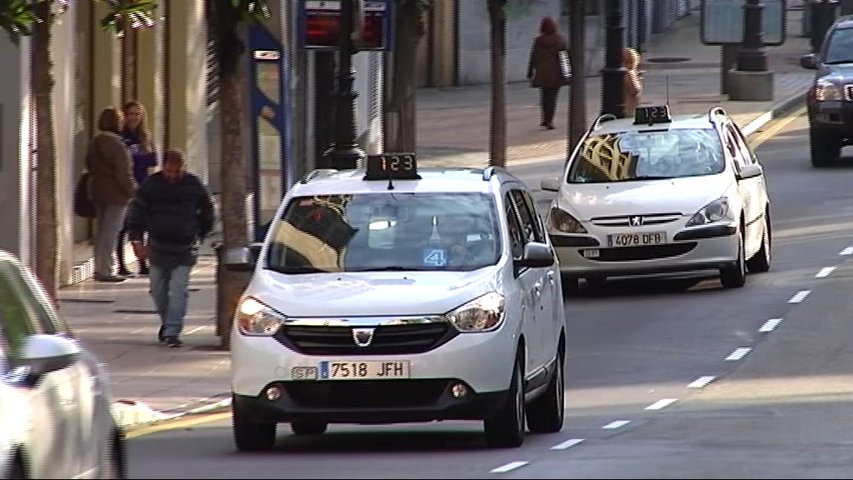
740, 90, 807, 138
114, 394, 233, 433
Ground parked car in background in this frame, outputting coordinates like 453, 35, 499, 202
0, 250, 125, 479
801, 15, 853, 167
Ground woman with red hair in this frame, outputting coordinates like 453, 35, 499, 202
527, 16, 569, 130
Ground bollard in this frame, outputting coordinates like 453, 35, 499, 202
810, 0, 839, 52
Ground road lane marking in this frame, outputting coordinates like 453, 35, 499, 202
759, 318, 783, 332
602, 420, 631, 430
645, 398, 677, 410
185, 325, 207, 335
725, 347, 752, 361
125, 411, 231, 439
551, 438, 585, 450
816, 267, 836, 278
788, 290, 811, 303
687, 376, 716, 388
490, 461, 529, 474
841, 247, 853, 256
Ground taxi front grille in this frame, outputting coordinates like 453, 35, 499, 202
284, 380, 449, 409
275, 324, 457, 355
580, 242, 696, 261
591, 212, 682, 227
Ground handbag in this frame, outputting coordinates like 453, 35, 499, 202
74, 171, 96, 218
558, 49, 572, 85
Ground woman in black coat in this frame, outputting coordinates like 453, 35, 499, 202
527, 16, 569, 130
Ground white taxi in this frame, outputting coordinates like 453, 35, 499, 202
225, 155, 566, 450
541, 106, 771, 292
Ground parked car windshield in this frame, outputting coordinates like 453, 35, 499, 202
824, 27, 853, 64
266, 192, 502, 273
567, 128, 724, 183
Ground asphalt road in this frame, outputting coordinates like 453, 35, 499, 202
127, 110, 853, 478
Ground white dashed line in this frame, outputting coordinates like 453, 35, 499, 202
759, 318, 783, 332
840, 247, 853, 256
551, 438, 585, 450
490, 461, 529, 474
815, 267, 836, 278
687, 376, 716, 388
602, 420, 631, 430
645, 398, 677, 410
725, 347, 752, 361
788, 290, 811, 304
185, 325, 207, 335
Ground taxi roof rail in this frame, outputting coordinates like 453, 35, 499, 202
483, 166, 495, 181
300, 168, 339, 184
590, 113, 618, 132
708, 107, 727, 124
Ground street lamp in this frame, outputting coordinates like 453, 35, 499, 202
327, 0, 366, 170
601, 0, 625, 117
736, 0, 768, 72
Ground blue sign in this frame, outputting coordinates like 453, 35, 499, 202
700, 0, 787, 46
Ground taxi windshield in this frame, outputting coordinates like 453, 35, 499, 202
567, 128, 724, 183
265, 193, 502, 273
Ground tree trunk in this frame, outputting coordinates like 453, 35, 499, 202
568, 0, 587, 162
488, 0, 507, 167
212, 0, 251, 349
383, 0, 425, 152
32, 1, 58, 303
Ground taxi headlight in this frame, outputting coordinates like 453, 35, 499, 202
686, 197, 733, 227
446, 292, 506, 332
549, 208, 587, 233
236, 297, 286, 336
815, 79, 844, 101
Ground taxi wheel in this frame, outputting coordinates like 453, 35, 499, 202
233, 406, 277, 452
290, 421, 328, 435
746, 210, 771, 273
526, 350, 564, 434
99, 428, 126, 479
720, 229, 746, 289
484, 354, 525, 448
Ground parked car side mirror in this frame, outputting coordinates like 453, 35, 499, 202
222, 243, 263, 272
737, 163, 763, 180
800, 53, 817, 70
540, 177, 561, 192
12, 334, 81, 381
516, 242, 554, 269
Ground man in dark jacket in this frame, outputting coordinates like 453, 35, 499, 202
126, 150, 215, 348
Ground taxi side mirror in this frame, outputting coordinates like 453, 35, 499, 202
800, 54, 817, 70
222, 243, 263, 272
516, 242, 554, 269
540, 177, 561, 192
737, 163, 763, 180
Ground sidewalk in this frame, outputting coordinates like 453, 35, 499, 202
58, 4, 817, 432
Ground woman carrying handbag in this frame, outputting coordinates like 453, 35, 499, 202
527, 16, 570, 130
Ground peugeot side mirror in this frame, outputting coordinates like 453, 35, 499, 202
221, 243, 262, 272
800, 53, 817, 70
540, 177, 561, 192
516, 242, 555, 269
5, 335, 81, 384
737, 163, 763, 180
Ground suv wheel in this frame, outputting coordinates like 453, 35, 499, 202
720, 229, 746, 289
810, 127, 841, 167
233, 403, 277, 451
290, 421, 328, 435
526, 351, 564, 434
484, 354, 525, 448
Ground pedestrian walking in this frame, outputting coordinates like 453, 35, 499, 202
623, 47, 643, 117
527, 16, 570, 130
126, 150, 214, 348
117, 100, 158, 277
85, 107, 137, 282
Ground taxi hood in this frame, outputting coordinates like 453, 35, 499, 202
558, 174, 732, 220
248, 267, 501, 317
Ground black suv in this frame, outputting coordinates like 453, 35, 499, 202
801, 15, 853, 167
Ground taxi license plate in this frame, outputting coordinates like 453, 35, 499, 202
292, 361, 411, 381
607, 231, 666, 247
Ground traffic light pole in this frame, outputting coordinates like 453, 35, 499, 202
601, 0, 625, 117
328, 0, 366, 170
736, 0, 768, 71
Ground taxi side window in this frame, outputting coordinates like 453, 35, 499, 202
724, 123, 752, 170
504, 193, 525, 259
0, 260, 39, 359
509, 190, 540, 244
0, 261, 62, 335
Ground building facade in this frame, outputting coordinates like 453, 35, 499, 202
0, 0, 384, 286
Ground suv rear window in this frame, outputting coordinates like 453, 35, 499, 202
567, 128, 724, 183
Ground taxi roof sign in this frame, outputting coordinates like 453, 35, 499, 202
634, 105, 672, 125
363, 153, 421, 181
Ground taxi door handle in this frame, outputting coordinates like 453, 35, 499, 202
534, 282, 542, 296
546, 271, 555, 284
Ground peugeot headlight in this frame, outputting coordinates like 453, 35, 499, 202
236, 297, 286, 336
549, 207, 587, 233
686, 197, 733, 227
815, 79, 844, 101
446, 292, 506, 332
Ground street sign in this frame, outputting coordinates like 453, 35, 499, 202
700, 0, 787, 46
297, 0, 394, 51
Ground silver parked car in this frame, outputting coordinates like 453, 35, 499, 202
0, 250, 125, 479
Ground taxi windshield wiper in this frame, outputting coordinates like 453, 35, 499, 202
350, 266, 431, 272
266, 265, 326, 274
616, 175, 673, 182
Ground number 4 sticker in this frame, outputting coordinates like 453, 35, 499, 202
423, 248, 447, 267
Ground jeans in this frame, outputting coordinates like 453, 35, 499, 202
149, 264, 191, 339
94, 204, 127, 277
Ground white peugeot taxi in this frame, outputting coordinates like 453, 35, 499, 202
225, 155, 566, 450
541, 105, 771, 292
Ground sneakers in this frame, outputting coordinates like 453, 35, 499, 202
94, 274, 126, 283
158, 326, 165, 343
164, 337, 183, 348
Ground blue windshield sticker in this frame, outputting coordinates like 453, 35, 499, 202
423, 248, 447, 267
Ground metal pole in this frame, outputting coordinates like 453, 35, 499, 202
568, 0, 587, 161
736, 0, 768, 72
328, 0, 366, 170
601, 0, 625, 117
